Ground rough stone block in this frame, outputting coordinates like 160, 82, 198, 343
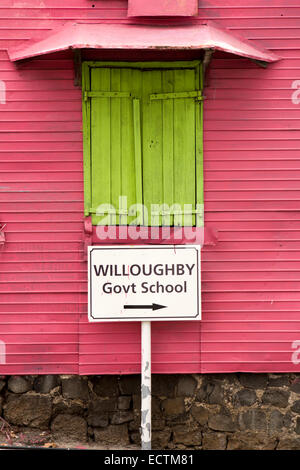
34, 375, 60, 394
51, 414, 87, 443
234, 389, 257, 406
208, 409, 235, 432
268, 375, 290, 388
4, 393, 52, 429
291, 379, 300, 394
269, 410, 285, 435
52, 396, 85, 417
0, 379, 6, 393
208, 383, 224, 405
152, 375, 178, 398
176, 375, 197, 397
277, 437, 300, 450
128, 415, 140, 432
119, 375, 140, 395
295, 417, 300, 435
173, 425, 202, 446
111, 411, 134, 425
227, 432, 276, 450
94, 424, 129, 446
238, 409, 267, 432
130, 431, 141, 446
202, 432, 227, 450
132, 394, 141, 411
152, 429, 172, 449
262, 389, 290, 408
196, 377, 214, 402
152, 416, 166, 431
93, 376, 119, 397
238, 373, 268, 390
269, 410, 291, 435
208, 374, 238, 385
61, 376, 89, 401
161, 398, 185, 417
87, 398, 117, 427
152, 396, 162, 416
190, 404, 209, 425
8, 376, 32, 394
291, 400, 300, 413
118, 395, 131, 410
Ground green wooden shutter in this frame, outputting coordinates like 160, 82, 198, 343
142, 67, 201, 227
82, 62, 203, 228
88, 67, 142, 225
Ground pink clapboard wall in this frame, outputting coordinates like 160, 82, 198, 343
0, 0, 300, 375
127, 0, 198, 17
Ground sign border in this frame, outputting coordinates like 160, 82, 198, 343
88, 245, 201, 322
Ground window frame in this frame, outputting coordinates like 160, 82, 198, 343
81, 60, 204, 227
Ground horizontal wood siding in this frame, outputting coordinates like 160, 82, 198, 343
201, 0, 300, 373
0, 0, 299, 374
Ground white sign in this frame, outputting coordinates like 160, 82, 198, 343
88, 245, 201, 322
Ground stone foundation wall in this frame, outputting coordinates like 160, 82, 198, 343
1, 373, 300, 449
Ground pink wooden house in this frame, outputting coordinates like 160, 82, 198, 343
0, 0, 299, 376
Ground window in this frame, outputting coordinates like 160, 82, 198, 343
82, 61, 203, 228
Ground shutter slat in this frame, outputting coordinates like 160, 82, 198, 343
91, 68, 111, 226
142, 70, 163, 227
120, 68, 140, 225
133, 98, 143, 225
110, 68, 122, 226
173, 68, 196, 227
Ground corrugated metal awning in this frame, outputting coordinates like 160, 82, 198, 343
8, 21, 279, 64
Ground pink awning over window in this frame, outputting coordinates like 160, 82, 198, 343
8, 21, 279, 64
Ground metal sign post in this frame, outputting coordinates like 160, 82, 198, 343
141, 321, 151, 450
88, 245, 201, 450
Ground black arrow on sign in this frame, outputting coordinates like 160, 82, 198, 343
124, 303, 167, 311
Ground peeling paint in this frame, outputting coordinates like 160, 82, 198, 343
0, 80, 6, 104
0, 340, 6, 364
141, 384, 151, 399
142, 441, 151, 450
141, 321, 151, 450
141, 409, 149, 424
292, 340, 300, 365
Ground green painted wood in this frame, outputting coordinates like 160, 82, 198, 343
173, 68, 196, 227
110, 67, 122, 226
91, 67, 111, 225
82, 61, 203, 228
133, 98, 143, 225
120, 68, 141, 226
150, 91, 202, 100
89, 68, 139, 226
87, 61, 201, 69
87, 91, 132, 98
142, 69, 163, 227
162, 69, 174, 227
